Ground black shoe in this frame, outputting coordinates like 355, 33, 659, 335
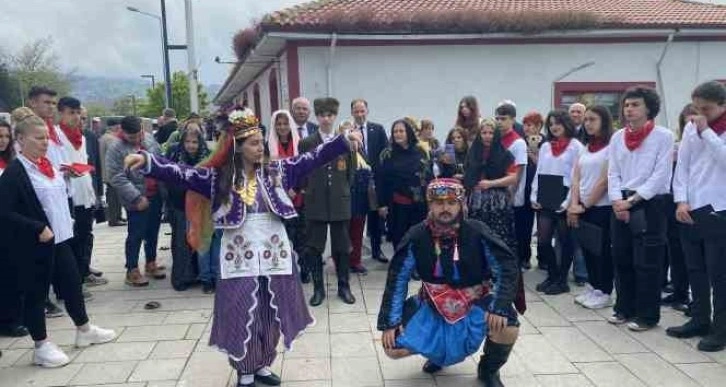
662, 283, 675, 294
422, 360, 442, 374
350, 265, 368, 275
697, 333, 726, 352
521, 261, 532, 271
202, 282, 215, 294
666, 320, 711, 339
544, 282, 570, 295
661, 293, 688, 305
45, 301, 64, 318
254, 372, 281, 386
477, 340, 513, 387
372, 255, 389, 264
337, 282, 356, 304
535, 278, 553, 292
0, 325, 29, 338
684, 303, 692, 317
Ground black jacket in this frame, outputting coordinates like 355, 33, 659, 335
359, 122, 387, 172
155, 120, 178, 144
84, 129, 103, 196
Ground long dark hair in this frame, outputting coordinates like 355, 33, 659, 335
389, 119, 418, 152
445, 127, 468, 154
678, 103, 698, 139
582, 105, 614, 145
463, 128, 514, 190
0, 120, 15, 163
456, 96, 480, 132
544, 110, 577, 141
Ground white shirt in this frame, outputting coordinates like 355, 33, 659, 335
57, 127, 96, 208
297, 122, 310, 139
673, 123, 726, 211
46, 125, 66, 169
608, 126, 674, 201
318, 129, 336, 143
577, 145, 611, 207
17, 154, 73, 245
530, 139, 584, 207
506, 137, 528, 207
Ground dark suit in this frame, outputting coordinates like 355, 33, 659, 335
296, 121, 319, 140
356, 121, 388, 259
298, 131, 356, 289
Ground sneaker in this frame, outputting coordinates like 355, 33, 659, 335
125, 269, 149, 287
582, 290, 613, 309
145, 262, 167, 279
45, 301, 65, 318
33, 341, 70, 368
574, 284, 594, 305
544, 282, 570, 295
666, 319, 710, 339
75, 325, 116, 348
608, 313, 628, 325
89, 267, 104, 277
697, 333, 726, 352
84, 274, 108, 287
627, 319, 656, 332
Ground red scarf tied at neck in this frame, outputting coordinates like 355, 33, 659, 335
624, 120, 655, 151
500, 129, 521, 149
588, 137, 607, 153
59, 121, 83, 150
35, 157, 55, 179
0, 158, 7, 170
707, 110, 726, 136
550, 137, 571, 157
45, 119, 61, 145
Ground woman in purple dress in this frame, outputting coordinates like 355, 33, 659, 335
125, 107, 362, 387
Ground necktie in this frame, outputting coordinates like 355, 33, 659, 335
359, 125, 367, 155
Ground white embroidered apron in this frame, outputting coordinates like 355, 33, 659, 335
220, 213, 293, 279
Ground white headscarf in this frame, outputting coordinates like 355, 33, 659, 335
267, 110, 299, 160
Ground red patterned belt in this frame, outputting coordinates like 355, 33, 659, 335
421, 282, 489, 324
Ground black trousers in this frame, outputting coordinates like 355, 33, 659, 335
26, 242, 89, 341
284, 208, 307, 269
681, 225, 726, 335
304, 220, 351, 282
366, 210, 383, 258
514, 205, 536, 265
389, 203, 427, 251
580, 206, 614, 294
105, 184, 123, 224
611, 197, 667, 325
71, 206, 94, 278
0, 248, 24, 328
170, 208, 198, 290
664, 199, 689, 299
536, 210, 574, 285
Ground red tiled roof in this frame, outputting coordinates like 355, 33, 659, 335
261, 0, 726, 31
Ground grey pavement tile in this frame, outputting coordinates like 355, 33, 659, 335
575, 362, 646, 387
331, 356, 383, 386
435, 357, 477, 376
676, 363, 726, 387
383, 380, 435, 387
69, 361, 138, 385
541, 293, 604, 322
281, 357, 331, 381
0, 336, 18, 350
185, 323, 207, 340
374, 345, 431, 381
128, 358, 187, 382
85, 312, 168, 328
615, 353, 700, 387
513, 334, 578, 374
163, 310, 213, 324
433, 375, 485, 387
280, 382, 333, 387
328, 297, 367, 314
11, 329, 78, 349
539, 327, 613, 362
177, 350, 232, 387
75, 342, 156, 363
535, 374, 594, 386
624, 327, 712, 364
0, 363, 83, 387
70, 383, 145, 387
116, 324, 190, 342
129, 297, 213, 312
150, 340, 197, 359
574, 321, 649, 354
329, 312, 372, 333
0, 349, 29, 368
330, 332, 377, 358
284, 332, 331, 358
523, 302, 571, 328
517, 315, 540, 335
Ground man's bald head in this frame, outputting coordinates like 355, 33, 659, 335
568, 103, 587, 126
292, 97, 311, 125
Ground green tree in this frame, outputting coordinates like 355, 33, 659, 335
111, 96, 145, 116
140, 71, 208, 118
84, 102, 111, 118
10, 37, 72, 102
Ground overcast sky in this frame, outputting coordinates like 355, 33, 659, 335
0, 0, 308, 85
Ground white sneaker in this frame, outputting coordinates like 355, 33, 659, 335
574, 284, 594, 305
33, 341, 70, 368
582, 290, 613, 309
75, 325, 116, 348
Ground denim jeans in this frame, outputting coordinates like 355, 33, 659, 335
198, 229, 222, 283
125, 195, 163, 271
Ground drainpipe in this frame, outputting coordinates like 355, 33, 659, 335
656, 29, 678, 130
326, 32, 338, 97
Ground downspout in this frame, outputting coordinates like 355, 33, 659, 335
656, 29, 678, 130
326, 32, 338, 97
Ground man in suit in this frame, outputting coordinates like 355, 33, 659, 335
299, 97, 357, 306
351, 99, 389, 263
292, 97, 319, 139
569, 103, 587, 140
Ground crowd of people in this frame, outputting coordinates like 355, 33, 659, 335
0, 80, 724, 387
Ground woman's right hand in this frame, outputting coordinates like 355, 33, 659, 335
39, 226, 54, 243
378, 207, 389, 218
124, 154, 146, 172
382, 326, 403, 349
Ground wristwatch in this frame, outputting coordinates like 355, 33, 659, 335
626, 196, 640, 206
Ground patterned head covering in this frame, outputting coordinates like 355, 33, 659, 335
426, 178, 465, 203
226, 107, 261, 140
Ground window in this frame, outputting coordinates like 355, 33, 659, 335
268, 69, 279, 113
555, 82, 656, 124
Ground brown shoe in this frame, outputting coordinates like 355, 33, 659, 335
125, 269, 149, 287
145, 262, 166, 279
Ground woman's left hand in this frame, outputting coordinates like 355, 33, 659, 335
567, 212, 580, 228
124, 154, 146, 171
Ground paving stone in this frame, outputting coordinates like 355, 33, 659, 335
281, 357, 331, 381
535, 374, 594, 386
0, 349, 29, 368
69, 361, 137, 385
284, 332, 331, 358
330, 332, 377, 358
75, 342, 155, 363
624, 327, 712, 364
524, 302, 571, 328
329, 312, 372, 333
0, 363, 83, 387
117, 324, 189, 342
574, 321, 649, 354
331, 356, 382, 386
542, 293, 603, 322
149, 340, 197, 359
539, 327, 613, 362
374, 344, 431, 381
676, 363, 726, 387
184, 323, 206, 340
615, 353, 700, 387
128, 358, 186, 382
513, 335, 578, 374
178, 350, 232, 387
575, 362, 646, 387
163, 310, 212, 324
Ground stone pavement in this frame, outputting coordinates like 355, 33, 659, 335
1, 224, 725, 387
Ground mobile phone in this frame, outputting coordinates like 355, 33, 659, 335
445, 144, 455, 160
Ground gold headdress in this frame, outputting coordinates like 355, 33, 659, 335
227, 108, 260, 140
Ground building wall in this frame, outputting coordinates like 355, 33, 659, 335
298, 41, 725, 139
237, 52, 289, 131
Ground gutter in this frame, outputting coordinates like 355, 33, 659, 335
326, 32, 338, 97
656, 29, 678, 130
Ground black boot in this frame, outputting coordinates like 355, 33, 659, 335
477, 339, 514, 387
335, 254, 356, 304
308, 258, 326, 307
298, 257, 310, 284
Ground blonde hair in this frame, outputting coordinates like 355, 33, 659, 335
480, 117, 496, 130
11, 107, 45, 135
338, 119, 354, 134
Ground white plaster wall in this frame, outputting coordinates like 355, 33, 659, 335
298, 41, 725, 140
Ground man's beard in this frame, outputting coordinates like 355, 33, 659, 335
434, 212, 458, 226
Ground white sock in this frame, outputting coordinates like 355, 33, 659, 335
239, 374, 254, 385
256, 367, 272, 376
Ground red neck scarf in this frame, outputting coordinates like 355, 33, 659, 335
34, 157, 55, 179
708, 110, 726, 136
624, 120, 655, 151
587, 137, 607, 153
59, 121, 83, 150
45, 119, 61, 145
0, 157, 7, 170
500, 129, 520, 149
277, 140, 294, 158
550, 137, 571, 157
